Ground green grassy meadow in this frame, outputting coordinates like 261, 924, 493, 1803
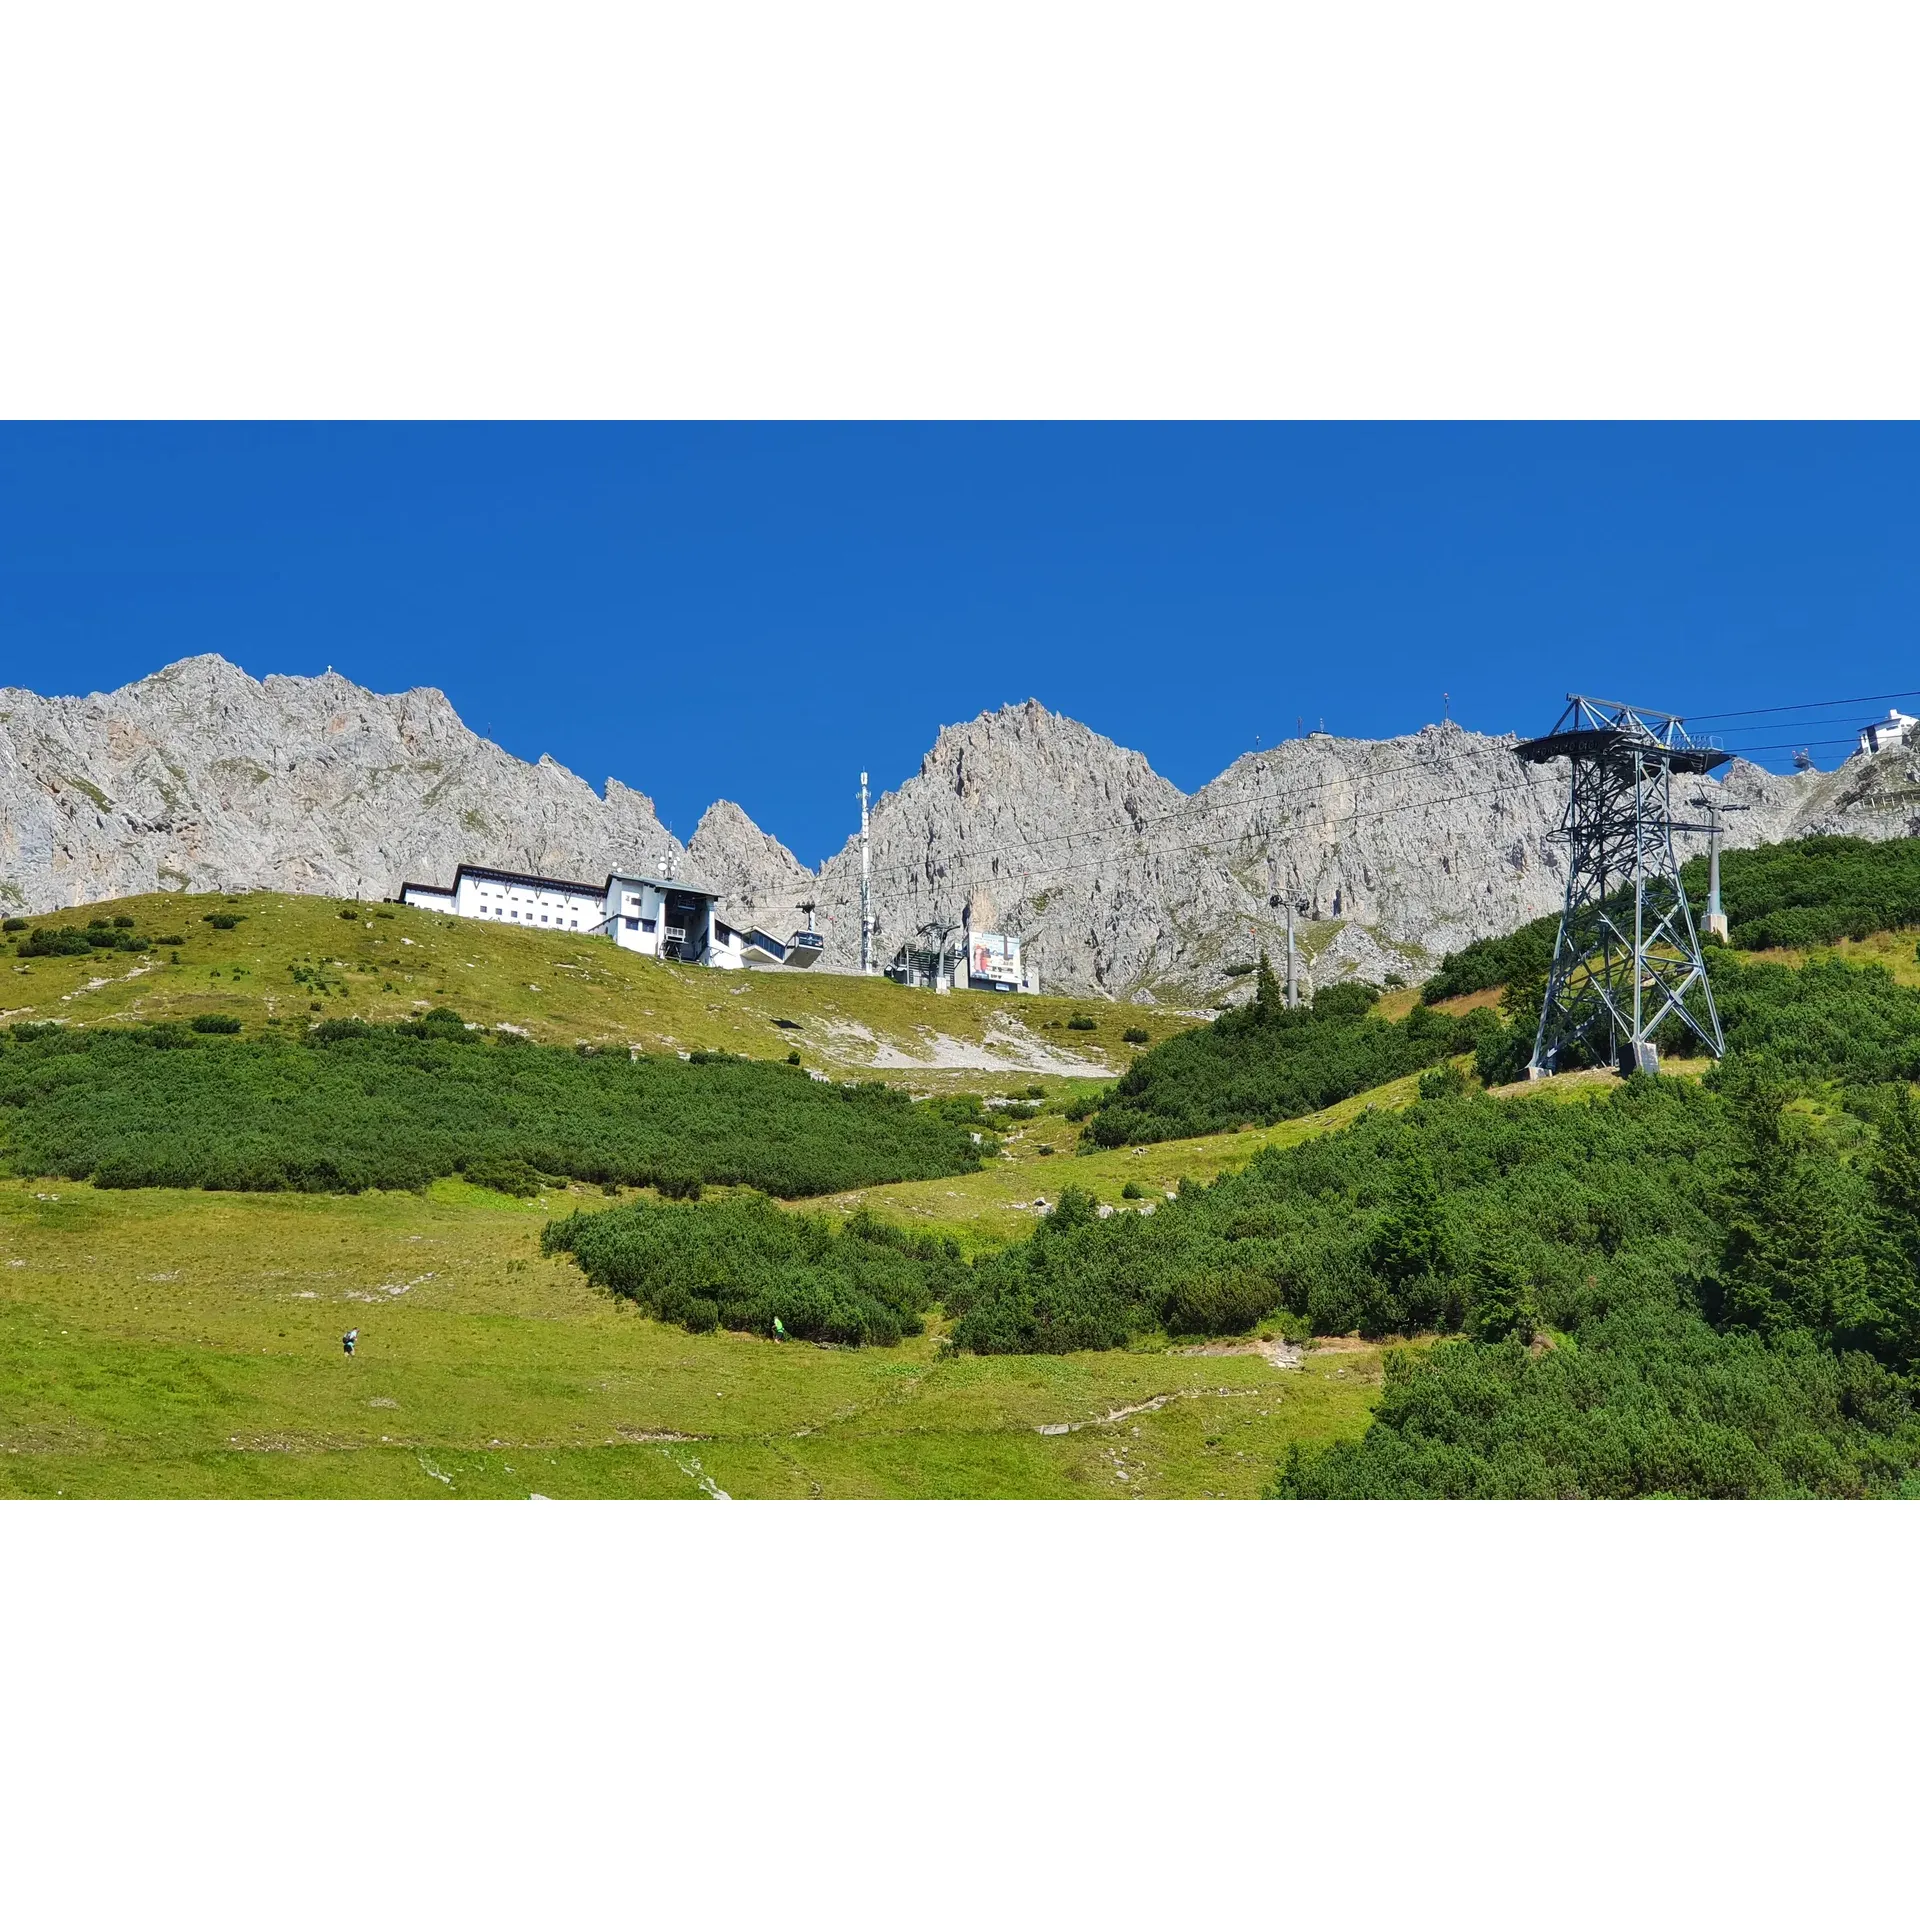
1, 889, 1350, 1500
795, 1071, 1429, 1249
0, 889, 1199, 1090
0, 1175, 1384, 1498
3, 881, 1871, 1500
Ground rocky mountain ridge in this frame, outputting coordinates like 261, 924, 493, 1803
0, 654, 681, 914
4, 655, 1908, 1001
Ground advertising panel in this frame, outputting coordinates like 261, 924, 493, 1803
969, 931, 1022, 987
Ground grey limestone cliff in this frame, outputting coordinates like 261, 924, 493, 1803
3, 656, 1909, 1003
772, 705, 1846, 1001
0, 654, 683, 911
687, 799, 817, 934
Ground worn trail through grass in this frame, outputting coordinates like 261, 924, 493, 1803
0, 1177, 1386, 1499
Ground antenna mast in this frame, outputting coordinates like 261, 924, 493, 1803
859, 770, 873, 976
1515, 695, 1726, 1078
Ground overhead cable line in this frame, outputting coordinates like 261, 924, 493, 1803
1687, 688, 1920, 722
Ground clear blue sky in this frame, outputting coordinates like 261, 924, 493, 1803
4, 423, 1916, 865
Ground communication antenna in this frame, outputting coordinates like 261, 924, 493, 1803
1516, 695, 1725, 1077
859, 771, 873, 976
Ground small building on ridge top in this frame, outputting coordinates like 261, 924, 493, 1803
398, 861, 822, 970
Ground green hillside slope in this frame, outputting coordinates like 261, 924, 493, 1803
0, 889, 1197, 1090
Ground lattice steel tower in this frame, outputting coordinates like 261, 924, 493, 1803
1515, 695, 1728, 1077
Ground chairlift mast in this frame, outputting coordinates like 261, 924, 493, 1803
1689, 791, 1750, 943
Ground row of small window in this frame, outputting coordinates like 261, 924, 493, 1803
480, 905, 581, 928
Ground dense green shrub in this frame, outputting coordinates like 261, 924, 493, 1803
946, 1187, 1277, 1352
1708, 835, 1920, 951
1067, 1014, 1097, 1032
0, 918, 25, 933
1273, 1297, 1917, 1499
21, 928, 93, 957
956, 1074, 1739, 1352
0, 1022, 987, 1197
1420, 915, 1560, 1005
464, 1152, 545, 1198
1708, 951, 1920, 1088
188, 1014, 242, 1034
952, 1054, 1920, 1503
202, 912, 245, 930
1461, 924, 1920, 1090
20, 921, 150, 955
1081, 982, 1498, 1147
1423, 834, 1920, 1010
1122, 1027, 1150, 1045
543, 1193, 966, 1346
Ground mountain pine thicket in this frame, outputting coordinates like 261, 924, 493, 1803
0, 1014, 987, 1199
1422, 834, 1920, 1005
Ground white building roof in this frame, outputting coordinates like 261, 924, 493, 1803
607, 866, 721, 900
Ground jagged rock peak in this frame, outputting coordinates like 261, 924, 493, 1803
0, 655, 683, 914
689, 800, 814, 927
912, 699, 1184, 802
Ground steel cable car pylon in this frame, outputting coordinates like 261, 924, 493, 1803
1514, 695, 1727, 1077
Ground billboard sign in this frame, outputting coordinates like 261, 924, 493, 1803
969, 931, 1022, 988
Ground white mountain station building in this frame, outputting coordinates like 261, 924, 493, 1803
1857, 709, 1919, 756
398, 862, 824, 970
